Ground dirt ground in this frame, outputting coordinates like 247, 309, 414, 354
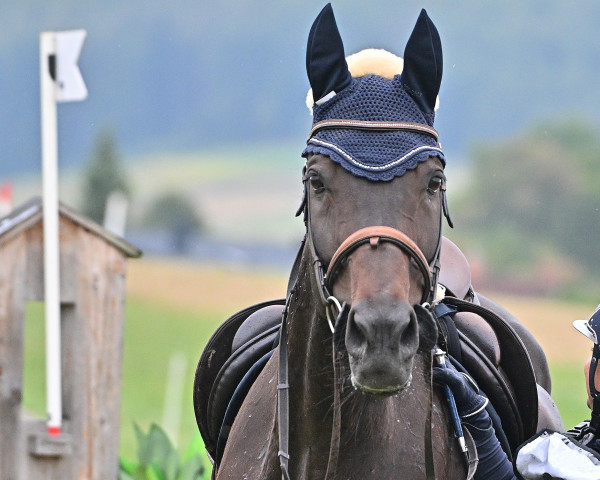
127, 258, 592, 366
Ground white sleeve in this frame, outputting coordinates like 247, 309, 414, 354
516, 430, 600, 480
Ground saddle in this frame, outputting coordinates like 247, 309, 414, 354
193, 299, 284, 464
193, 237, 558, 467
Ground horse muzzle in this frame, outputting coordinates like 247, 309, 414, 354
345, 299, 419, 395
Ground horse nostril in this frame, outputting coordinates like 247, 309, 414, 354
345, 302, 419, 359
346, 308, 368, 359
402, 309, 418, 345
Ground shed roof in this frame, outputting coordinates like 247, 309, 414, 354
0, 197, 142, 258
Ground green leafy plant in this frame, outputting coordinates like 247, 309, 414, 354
119, 423, 209, 480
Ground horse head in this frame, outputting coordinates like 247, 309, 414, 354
302, 4, 448, 395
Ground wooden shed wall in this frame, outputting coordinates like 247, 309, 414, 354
0, 211, 131, 480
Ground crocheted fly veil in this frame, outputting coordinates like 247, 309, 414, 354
302, 5, 445, 181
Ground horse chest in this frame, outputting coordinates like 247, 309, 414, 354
331, 360, 466, 479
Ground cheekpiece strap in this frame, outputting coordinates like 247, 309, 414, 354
308, 119, 439, 143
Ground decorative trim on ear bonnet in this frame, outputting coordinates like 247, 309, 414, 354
302, 5, 445, 182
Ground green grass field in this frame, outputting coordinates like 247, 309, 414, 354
21, 258, 593, 464
23, 296, 223, 461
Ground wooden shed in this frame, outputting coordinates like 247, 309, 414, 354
0, 197, 141, 480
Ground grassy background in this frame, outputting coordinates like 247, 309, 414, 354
22, 258, 289, 459
22, 257, 592, 460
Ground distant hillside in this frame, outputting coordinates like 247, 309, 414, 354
2, 1, 600, 177
11, 143, 307, 247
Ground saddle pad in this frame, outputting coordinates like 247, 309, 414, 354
193, 299, 285, 458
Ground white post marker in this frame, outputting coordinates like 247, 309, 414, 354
40, 29, 87, 436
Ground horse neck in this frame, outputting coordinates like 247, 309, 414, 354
284, 245, 338, 476
286, 244, 333, 393
336, 350, 469, 479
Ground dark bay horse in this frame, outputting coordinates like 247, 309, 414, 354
217, 160, 467, 479
216, 6, 470, 479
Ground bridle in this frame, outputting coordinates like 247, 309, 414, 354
277, 120, 453, 480
301, 120, 451, 318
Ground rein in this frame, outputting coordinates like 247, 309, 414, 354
277, 121, 453, 479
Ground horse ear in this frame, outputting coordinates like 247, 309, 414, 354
306, 3, 352, 103
414, 304, 439, 352
401, 9, 442, 113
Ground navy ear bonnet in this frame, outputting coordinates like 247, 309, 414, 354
302, 5, 445, 182
303, 75, 444, 182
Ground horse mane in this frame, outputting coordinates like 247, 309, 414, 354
346, 48, 404, 79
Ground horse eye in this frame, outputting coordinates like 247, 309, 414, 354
427, 176, 444, 194
309, 175, 325, 193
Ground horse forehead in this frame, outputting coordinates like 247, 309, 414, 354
315, 154, 438, 191
307, 155, 443, 214
346, 173, 415, 203
324, 164, 428, 232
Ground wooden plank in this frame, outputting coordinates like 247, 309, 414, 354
20, 419, 73, 479
24, 221, 44, 302
40, 219, 127, 479
0, 232, 28, 480
72, 225, 127, 480
28, 429, 73, 457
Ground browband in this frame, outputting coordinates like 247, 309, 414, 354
308, 119, 439, 143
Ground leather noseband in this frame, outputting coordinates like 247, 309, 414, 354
325, 226, 433, 306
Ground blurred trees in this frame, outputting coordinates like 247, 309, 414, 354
81, 130, 130, 224
454, 118, 600, 296
142, 193, 204, 254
